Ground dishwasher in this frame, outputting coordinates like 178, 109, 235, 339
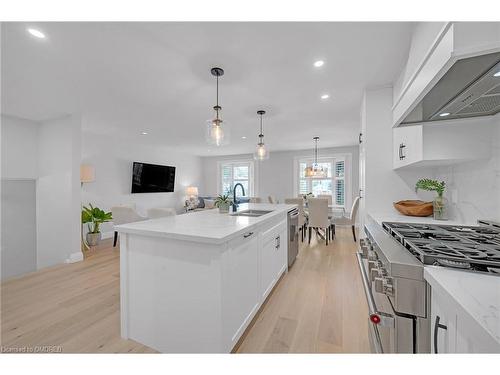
287, 208, 299, 267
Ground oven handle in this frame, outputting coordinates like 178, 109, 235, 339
356, 252, 377, 314
356, 252, 395, 329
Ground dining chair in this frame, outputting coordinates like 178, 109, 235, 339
249, 197, 262, 203
284, 198, 307, 242
111, 205, 148, 247
317, 194, 333, 205
331, 196, 360, 242
306, 198, 331, 245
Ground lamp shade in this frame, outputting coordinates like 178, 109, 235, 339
186, 186, 199, 196
80, 165, 95, 183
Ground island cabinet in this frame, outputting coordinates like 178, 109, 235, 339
117, 205, 292, 353
221, 230, 260, 350
260, 219, 287, 300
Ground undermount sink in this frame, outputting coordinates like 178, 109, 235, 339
231, 209, 273, 217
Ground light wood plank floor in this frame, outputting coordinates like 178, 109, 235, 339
0, 227, 369, 353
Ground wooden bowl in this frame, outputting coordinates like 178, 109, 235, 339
393, 200, 433, 217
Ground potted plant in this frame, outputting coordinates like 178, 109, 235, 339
214, 194, 232, 213
415, 179, 447, 220
82, 204, 113, 246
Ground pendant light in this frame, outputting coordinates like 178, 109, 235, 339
304, 136, 327, 178
206, 67, 229, 146
253, 110, 269, 161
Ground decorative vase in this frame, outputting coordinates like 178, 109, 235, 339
86, 232, 102, 246
433, 195, 448, 220
218, 203, 230, 213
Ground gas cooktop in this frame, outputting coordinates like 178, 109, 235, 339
382, 222, 500, 274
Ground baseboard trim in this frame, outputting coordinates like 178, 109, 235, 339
65, 251, 84, 264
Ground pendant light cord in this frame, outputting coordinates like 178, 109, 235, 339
215, 75, 220, 120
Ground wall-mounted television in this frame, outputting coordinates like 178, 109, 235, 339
131, 162, 176, 193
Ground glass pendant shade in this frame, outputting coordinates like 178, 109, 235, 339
254, 139, 269, 160
206, 108, 229, 146
304, 137, 327, 178
253, 110, 269, 161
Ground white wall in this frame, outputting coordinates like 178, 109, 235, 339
81, 132, 204, 236
362, 87, 421, 219
1, 115, 39, 179
201, 145, 359, 209
1, 114, 82, 271
37, 115, 82, 268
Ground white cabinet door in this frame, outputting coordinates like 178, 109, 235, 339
393, 125, 423, 169
275, 226, 288, 277
431, 289, 457, 353
260, 220, 286, 300
455, 315, 500, 353
223, 230, 260, 349
260, 230, 279, 300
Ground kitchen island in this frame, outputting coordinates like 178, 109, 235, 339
115, 203, 296, 353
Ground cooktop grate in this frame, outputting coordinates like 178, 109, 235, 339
382, 222, 500, 274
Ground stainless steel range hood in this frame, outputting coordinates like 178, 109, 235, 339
401, 52, 500, 125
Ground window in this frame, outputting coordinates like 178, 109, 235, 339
297, 156, 347, 207
219, 161, 254, 197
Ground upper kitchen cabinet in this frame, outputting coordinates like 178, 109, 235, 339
393, 22, 500, 127
393, 116, 493, 170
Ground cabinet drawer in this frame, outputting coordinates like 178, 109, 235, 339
261, 220, 286, 245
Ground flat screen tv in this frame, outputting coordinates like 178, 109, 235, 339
131, 162, 176, 193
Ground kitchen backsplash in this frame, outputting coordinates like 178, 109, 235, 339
417, 115, 500, 223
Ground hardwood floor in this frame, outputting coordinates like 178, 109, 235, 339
0, 227, 369, 353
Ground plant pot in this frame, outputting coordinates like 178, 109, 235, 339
86, 232, 102, 247
433, 196, 448, 220
218, 203, 230, 213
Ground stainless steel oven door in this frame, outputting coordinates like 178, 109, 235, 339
356, 252, 414, 353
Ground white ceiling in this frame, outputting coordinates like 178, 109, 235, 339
1, 22, 414, 156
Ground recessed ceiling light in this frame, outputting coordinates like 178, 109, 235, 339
140, 131, 148, 135
314, 60, 324, 68
241, 136, 247, 139
321, 94, 330, 100
494, 71, 500, 77
27, 28, 46, 39
439, 112, 450, 117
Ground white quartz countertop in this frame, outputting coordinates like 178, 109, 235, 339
369, 212, 478, 226
115, 203, 297, 245
424, 266, 500, 345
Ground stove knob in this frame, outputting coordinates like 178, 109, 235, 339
370, 268, 380, 282
383, 278, 394, 297
368, 260, 378, 275
374, 277, 384, 294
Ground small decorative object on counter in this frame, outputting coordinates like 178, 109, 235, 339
214, 194, 232, 213
82, 203, 113, 246
415, 179, 448, 220
393, 200, 433, 217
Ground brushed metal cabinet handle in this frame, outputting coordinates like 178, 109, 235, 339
243, 232, 254, 238
433, 315, 448, 354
